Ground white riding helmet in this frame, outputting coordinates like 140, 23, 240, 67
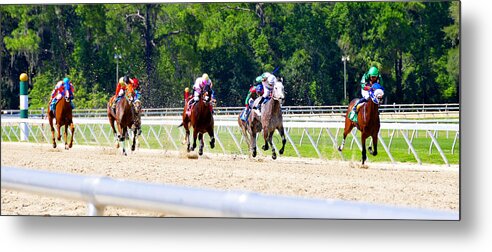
267, 75, 276, 85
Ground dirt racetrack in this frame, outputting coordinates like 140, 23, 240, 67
1, 142, 459, 217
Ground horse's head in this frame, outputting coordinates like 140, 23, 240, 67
133, 99, 142, 114
370, 83, 384, 105
125, 84, 136, 102
201, 85, 212, 105
272, 80, 285, 104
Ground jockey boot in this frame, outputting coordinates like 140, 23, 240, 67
349, 98, 366, 122
254, 97, 265, 112
50, 99, 57, 113
240, 107, 248, 121
70, 100, 75, 109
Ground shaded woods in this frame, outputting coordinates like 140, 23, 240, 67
0, 2, 459, 110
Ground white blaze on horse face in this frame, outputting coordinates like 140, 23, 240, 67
372, 89, 384, 104
273, 81, 285, 100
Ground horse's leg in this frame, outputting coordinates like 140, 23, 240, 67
49, 116, 56, 148
116, 122, 124, 149
56, 123, 62, 141
191, 129, 198, 151
118, 125, 126, 155
338, 118, 355, 151
268, 130, 277, 160
361, 132, 369, 165
131, 127, 137, 152
277, 125, 287, 155
208, 128, 215, 149
186, 128, 191, 152
261, 126, 269, 151
368, 132, 378, 156
198, 133, 204, 156
250, 129, 257, 157
68, 123, 74, 148
64, 124, 69, 150
108, 116, 118, 148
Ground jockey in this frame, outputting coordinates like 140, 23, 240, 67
50, 77, 75, 112
349, 66, 384, 122
131, 77, 141, 101
240, 79, 264, 121
189, 73, 215, 112
253, 72, 277, 113
192, 73, 214, 103
112, 75, 134, 110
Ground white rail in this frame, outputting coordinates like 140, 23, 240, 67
2, 103, 459, 118
1, 117, 459, 166
1, 166, 459, 219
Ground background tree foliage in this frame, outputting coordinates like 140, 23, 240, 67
0, 1, 459, 110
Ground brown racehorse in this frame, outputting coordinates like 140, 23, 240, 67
107, 84, 139, 155
245, 80, 286, 159
338, 86, 384, 165
180, 85, 215, 156
48, 96, 74, 150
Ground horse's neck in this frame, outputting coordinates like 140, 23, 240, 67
263, 99, 281, 118
363, 99, 379, 122
196, 99, 210, 115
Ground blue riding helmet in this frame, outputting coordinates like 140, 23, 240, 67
255, 84, 263, 93
63, 77, 70, 84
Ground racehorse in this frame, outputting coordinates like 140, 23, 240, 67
338, 84, 384, 165
180, 85, 215, 156
246, 80, 286, 159
48, 95, 74, 150
107, 84, 140, 155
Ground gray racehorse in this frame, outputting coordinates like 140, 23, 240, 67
245, 80, 286, 159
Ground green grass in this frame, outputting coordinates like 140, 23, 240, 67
1, 123, 459, 165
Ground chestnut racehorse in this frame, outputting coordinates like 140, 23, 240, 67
48, 96, 74, 150
180, 85, 215, 156
107, 85, 139, 155
338, 85, 384, 165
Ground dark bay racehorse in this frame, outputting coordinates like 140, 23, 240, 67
48, 96, 74, 150
107, 85, 139, 155
180, 86, 215, 156
245, 80, 286, 159
338, 85, 384, 165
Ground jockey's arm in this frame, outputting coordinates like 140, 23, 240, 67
115, 84, 121, 96
245, 91, 252, 106
360, 73, 368, 88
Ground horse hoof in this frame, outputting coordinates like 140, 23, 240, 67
65, 145, 69, 150
53, 143, 57, 148
252, 150, 257, 157
210, 142, 215, 149
262, 145, 268, 151
69, 144, 73, 148
279, 149, 284, 155
338, 146, 343, 151
272, 153, 277, 160
199, 149, 203, 156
